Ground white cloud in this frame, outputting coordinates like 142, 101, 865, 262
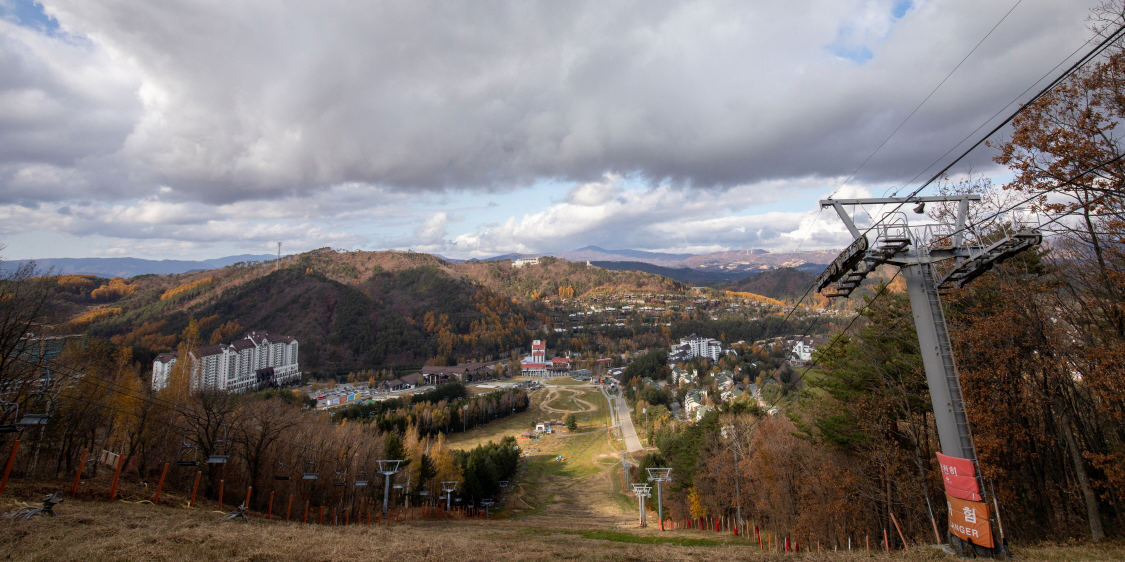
434, 174, 862, 257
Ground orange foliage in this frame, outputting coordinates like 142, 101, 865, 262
160, 276, 213, 300
91, 277, 137, 301
67, 307, 122, 328
722, 290, 784, 306
55, 275, 97, 290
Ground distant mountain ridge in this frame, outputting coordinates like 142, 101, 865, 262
590, 261, 749, 284
6, 254, 276, 278
12, 244, 837, 278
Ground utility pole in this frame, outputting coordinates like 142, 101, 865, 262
646, 468, 672, 530
818, 195, 1040, 557
631, 483, 651, 528
376, 460, 401, 516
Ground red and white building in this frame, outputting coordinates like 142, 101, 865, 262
521, 339, 573, 377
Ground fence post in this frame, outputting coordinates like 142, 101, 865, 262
267, 491, 274, 519
244, 486, 252, 508
153, 463, 170, 504
70, 448, 88, 497
287, 494, 293, 521
218, 479, 224, 511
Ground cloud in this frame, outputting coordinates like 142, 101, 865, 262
414, 212, 451, 246
437, 174, 862, 256
4, 1, 1102, 201
0, 0, 1107, 258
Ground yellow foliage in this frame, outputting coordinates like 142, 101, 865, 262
160, 276, 214, 300
55, 275, 97, 289
69, 307, 122, 326
91, 277, 137, 301
723, 291, 784, 307
688, 486, 706, 519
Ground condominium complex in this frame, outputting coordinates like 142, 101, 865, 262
668, 334, 724, 363
152, 331, 300, 393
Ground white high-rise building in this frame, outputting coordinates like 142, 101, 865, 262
151, 331, 300, 393
669, 334, 723, 363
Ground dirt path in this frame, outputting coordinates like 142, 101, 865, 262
539, 387, 599, 416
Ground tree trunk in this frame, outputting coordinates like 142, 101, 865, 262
1054, 396, 1104, 541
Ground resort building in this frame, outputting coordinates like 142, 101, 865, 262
151, 331, 300, 393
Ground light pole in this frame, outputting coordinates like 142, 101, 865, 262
376, 460, 401, 516
646, 468, 672, 530
441, 481, 458, 512
631, 483, 651, 527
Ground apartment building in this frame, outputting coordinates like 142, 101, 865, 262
151, 331, 300, 393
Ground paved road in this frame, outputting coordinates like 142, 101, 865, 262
614, 395, 643, 452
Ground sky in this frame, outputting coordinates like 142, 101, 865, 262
0, 0, 1108, 260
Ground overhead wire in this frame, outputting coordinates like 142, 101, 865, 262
833, 0, 1026, 198
765, 16, 1125, 332
692, 18, 1125, 465
696, 150, 1125, 465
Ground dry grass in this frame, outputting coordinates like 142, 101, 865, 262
546, 378, 584, 386
5, 393, 1118, 561
3, 495, 1119, 562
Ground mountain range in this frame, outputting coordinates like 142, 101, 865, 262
12, 245, 835, 278
6, 254, 276, 278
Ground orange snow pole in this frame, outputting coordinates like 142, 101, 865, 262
267, 491, 274, 519
70, 448, 88, 497
153, 463, 170, 504
218, 479, 225, 511
287, 494, 293, 521
108, 453, 124, 500
0, 440, 20, 497
189, 471, 201, 507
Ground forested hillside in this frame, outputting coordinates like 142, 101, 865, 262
39, 250, 691, 376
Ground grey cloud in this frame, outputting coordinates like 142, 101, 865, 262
0, 0, 1097, 207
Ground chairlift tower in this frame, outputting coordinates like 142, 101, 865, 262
631, 483, 651, 528
441, 481, 458, 512
819, 195, 1040, 555
376, 460, 401, 516
646, 468, 672, 529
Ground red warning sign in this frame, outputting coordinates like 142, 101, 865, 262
945, 494, 994, 548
